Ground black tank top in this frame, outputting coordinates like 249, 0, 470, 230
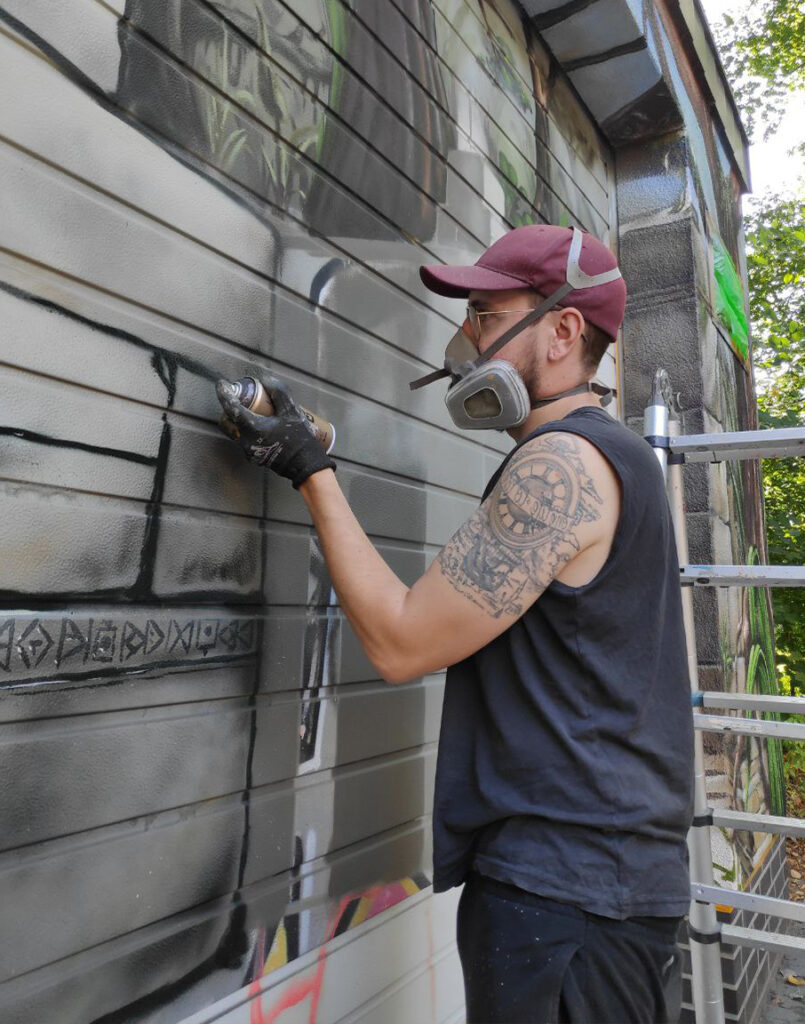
432, 407, 694, 919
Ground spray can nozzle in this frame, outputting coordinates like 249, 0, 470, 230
228, 377, 336, 454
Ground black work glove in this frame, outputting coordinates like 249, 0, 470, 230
216, 375, 335, 489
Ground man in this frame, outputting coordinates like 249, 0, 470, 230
217, 225, 694, 1023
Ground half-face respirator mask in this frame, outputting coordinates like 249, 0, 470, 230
410, 228, 622, 431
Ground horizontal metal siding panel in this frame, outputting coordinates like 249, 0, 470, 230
0, 484, 151, 597
0, 0, 616, 1018
125, 0, 604, 239
0, 31, 467, 364
0, 492, 266, 602
0, 891, 238, 1024
1, 680, 443, 848
0, 821, 432, 1024
39, 0, 503, 253
344, 947, 464, 1023
0, 261, 505, 494
0, 747, 435, 983
117, 0, 508, 249
0, 608, 442, 714
0, 661, 258, 724
426, 0, 612, 190
2, 0, 608, 278
0, 139, 451, 422
384, 0, 613, 200
0, 162, 513, 485
0, 483, 446, 603
427, 7, 610, 239
255, 0, 609, 235
111, 23, 480, 266
0, 606, 261, 688
179, 886, 462, 1024
0, 365, 167, 499
0, 350, 495, 508
0, 490, 467, 611
1, 793, 247, 984
0, 368, 492, 511
4, 274, 483, 528
0, 0, 122, 95
309, 0, 607, 229
348, 0, 613, 231
0, 9, 483, 308
112, 0, 606, 250
0, 261, 456, 449
0, 627, 434, 727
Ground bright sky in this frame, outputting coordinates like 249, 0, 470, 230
699, 0, 805, 200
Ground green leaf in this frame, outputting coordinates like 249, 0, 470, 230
220, 128, 250, 170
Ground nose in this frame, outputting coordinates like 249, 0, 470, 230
462, 316, 480, 345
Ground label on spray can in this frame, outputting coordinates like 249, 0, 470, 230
231, 377, 336, 454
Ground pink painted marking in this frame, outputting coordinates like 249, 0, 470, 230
249, 890, 367, 1024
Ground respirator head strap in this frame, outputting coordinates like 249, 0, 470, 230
530, 381, 616, 409
472, 282, 574, 368
409, 366, 451, 390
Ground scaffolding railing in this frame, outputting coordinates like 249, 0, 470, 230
644, 370, 805, 1024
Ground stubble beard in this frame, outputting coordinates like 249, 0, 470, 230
521, 345, 542, 402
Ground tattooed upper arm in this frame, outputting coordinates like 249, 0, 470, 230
437, 433, 605, 618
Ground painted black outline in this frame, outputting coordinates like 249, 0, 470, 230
0, 427, 157, 466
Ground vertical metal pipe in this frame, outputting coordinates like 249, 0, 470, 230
666, 419, 725, 1024
644, 401, 669, 474
645, 369, 672, 475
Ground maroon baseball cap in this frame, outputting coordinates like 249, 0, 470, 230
420, 225, 626, 342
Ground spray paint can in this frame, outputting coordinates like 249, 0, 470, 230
230, 377, 336, 454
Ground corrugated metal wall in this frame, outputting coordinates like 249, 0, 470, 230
0, 1, 616, 1021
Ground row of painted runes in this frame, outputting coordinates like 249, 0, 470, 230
0, 616, 258, 673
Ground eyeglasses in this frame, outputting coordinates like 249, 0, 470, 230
465, 305, 540, 341
465, 304, 591, 346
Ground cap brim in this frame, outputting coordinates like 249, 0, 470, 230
419, 263, 531, 298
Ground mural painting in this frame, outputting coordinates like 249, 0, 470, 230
0, 0, 620, 1019
0, 0, 768, 1020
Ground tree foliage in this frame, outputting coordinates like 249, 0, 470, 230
744, 193, 805, 691
712, 0, 805, 140
712, 0, 805, 692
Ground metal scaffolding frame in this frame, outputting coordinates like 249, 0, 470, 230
644, 370, 805, 1024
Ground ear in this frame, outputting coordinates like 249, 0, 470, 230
547, 306, 585, 361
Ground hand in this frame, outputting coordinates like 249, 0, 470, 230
216, 374, 336, 488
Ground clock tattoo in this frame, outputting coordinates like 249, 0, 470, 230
437, 433, 604, 617
490, 450, 581, 548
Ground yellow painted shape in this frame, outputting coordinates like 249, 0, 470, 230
264, 921, 288, 975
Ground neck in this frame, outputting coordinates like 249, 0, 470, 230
508, 389, 601, 441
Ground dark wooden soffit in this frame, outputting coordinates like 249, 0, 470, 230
520, 0, 750, 192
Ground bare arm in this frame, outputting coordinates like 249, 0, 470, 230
300, 432, 617, 682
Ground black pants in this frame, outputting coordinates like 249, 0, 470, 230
457, 873, 683, 1024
